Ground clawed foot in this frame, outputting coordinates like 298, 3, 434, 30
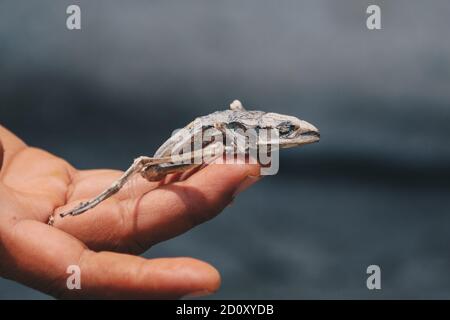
47, 201, 88, 226
59, 201, 88, 218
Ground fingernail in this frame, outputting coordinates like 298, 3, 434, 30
183, 290, 213, 299
233, 176, 262, 197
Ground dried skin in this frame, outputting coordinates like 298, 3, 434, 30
52, 100, 320, 223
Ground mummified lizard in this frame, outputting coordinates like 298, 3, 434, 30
52, 100, 319, 223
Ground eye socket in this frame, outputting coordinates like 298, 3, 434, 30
278, 124, 297, 136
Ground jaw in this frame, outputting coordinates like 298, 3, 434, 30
278, 133, 320, 149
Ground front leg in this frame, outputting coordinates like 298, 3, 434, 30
141, 163, 199, 181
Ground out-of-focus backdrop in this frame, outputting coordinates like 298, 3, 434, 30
1, 0, 450, 299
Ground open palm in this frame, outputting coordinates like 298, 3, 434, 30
0, 125, 260, 299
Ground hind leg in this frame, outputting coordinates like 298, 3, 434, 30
141, 141, 230, 182
56, 156, 163, 220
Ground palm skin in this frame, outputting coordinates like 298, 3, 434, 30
0, 125, 260, 299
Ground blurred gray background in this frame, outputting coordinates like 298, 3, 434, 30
1, 0, 450, 299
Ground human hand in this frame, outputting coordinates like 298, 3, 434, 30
0, 125, 260, 299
